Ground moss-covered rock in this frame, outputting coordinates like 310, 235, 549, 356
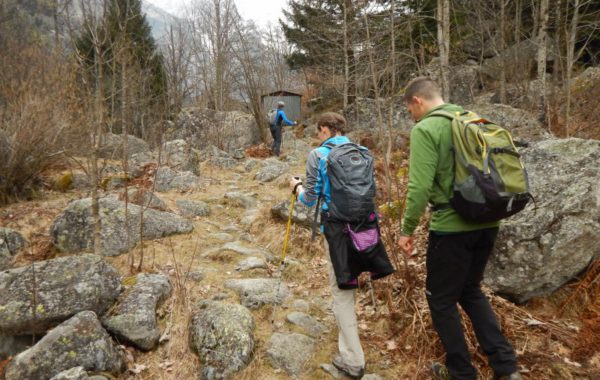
0, 227, 26, 270
190, 301, 255, 380
0, 254, 121, 335
4, 311, 125, 380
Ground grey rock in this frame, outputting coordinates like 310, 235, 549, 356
162, 139, 200, 175
235, 257, 267, 271
255, 159, 289, 183
485, 138, 600, 302
286, 311, 327, 338
241, 209, 260, 226
232, 148, 245, 159
88, 376, 109, 380
102, 273, 171, 351
224, 278, 290, 309
481, 39, 557, 82
281, 132, 312, 156
0, 254, 121, 335
363, 375, 385, 380
190, 301, 255, 380
271, 199, 316, 228
467, 103, 549, 143
222, 241, 267, 257
4, 311, 125, 380
186, 270, 205, 282
266, 332, 314, 376
0, 335, 34, 361
224, 191, 257, 209
176, 199, 211, 218
212, 233, 234, 242
320, 363, 343, 379
244, 159, 258, 172
209, 156, 237, 169
424, 59, 482, 104
154, 166, 201, 192
71, 173, 91, 190
292, 299, 310, 313
126, 188, 169, 211
0, 227, 27, 270
98, 132, 149, 159
51, 197, 193, 256
169, 108, 261, 154
50, 367, 89, 380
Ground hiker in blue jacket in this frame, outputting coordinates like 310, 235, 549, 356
290, 112, 394, 379
271, 101, 296, 156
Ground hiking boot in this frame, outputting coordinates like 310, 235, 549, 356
431, 362, 451, 380
493, 372, 523, 380
332, 355, 364, 379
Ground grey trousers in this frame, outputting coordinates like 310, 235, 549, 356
324, 239, 365, 367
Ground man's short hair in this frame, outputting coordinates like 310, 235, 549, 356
317, 112, 348, 135
403, 76, 442, 103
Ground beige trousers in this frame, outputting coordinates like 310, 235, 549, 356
324, 239, 365, 367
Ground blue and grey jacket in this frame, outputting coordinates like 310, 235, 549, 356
298, 135, 351, 213
275, 109, 295, 126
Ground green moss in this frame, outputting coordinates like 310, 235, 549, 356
36, 304, 45, 314
122, 276, 138, 286
59, 336, 71, 345
68, 350, 77, 358
54, 172, 73, 192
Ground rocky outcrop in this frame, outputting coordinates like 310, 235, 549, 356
424, 58, 482, 104
467, 103, 550, 143
224, 278, 290, 309
102, 273, 171, 351
168, 108, 261, 154
0, 227, 27, 270
4, 311, 125, 380
49, 367, 89, 380
286, 312, 327, 338
0, 254, 121, 335
485, 138, 600, 303
125, 188, 169, 211
189, 301, 255, 380
98, 132, 150, 159
271, 199, 316, 228
50, 197, 193, 256
266, 332, 314, 376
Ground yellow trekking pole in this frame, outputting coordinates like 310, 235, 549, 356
280, 192, 296, 265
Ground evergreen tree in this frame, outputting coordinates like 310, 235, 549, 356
76, 0, 167, 139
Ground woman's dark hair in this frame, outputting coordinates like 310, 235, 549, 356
317, 112, 348, 135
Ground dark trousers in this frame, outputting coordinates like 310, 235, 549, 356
426, 228, 517, 380
270, 124, 282, 156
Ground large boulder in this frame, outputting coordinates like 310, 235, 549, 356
0, 227, 27, 270
50, 197, 193, 256
169, 108, 261, 154
224, 278, 290, 309
189, 301, 255, 380
485, 138, 600, 303
467, 103, 550, 143
102, 273, 171, 351
271, 199, 316, 228
162, 139, 200, 175
565, 66, 600, 139
176, 199, 211, 218
0, 254, 121, 335
4, 311, 125, 380
98, 132, 150, 159
266, 332, 314, 376
154, 166, 201, 192
424, 58, 482, 104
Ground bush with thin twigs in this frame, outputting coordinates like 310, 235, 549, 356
0, 44, 84, 205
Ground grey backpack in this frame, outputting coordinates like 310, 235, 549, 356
267, 109, 278, 126
324, 142, 376, 222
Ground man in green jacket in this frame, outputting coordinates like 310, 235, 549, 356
398, 77, 521, 380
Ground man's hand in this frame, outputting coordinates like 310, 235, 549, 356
294, 121, 298, 126
289, 176, 302, 194
398, 235, 413, 257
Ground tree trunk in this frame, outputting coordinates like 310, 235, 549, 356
499, 0, 507, 104
437, 0, 450, 101
536, 0, 549, 124
565, 0, 581, 137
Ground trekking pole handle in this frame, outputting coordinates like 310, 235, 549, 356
292, 176, 303, 195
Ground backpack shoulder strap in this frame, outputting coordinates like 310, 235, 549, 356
426, 110, 457, 120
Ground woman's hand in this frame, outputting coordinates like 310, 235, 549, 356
289, 176, 302, 195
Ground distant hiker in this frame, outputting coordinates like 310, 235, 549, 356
269, 101, 296, 156
289, 112, 394, 379
398, 77, 522, 380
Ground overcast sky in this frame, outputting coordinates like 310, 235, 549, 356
146, 0, 288, 28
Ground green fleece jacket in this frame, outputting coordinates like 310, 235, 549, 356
401, 103, 499, 235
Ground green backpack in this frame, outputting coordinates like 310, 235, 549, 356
428, 110, 532, 222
